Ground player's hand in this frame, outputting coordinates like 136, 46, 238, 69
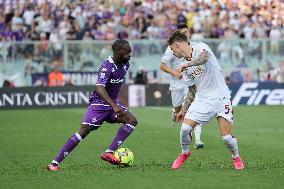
173, 71, 183, 80
176, 64, 188, 73
113, 106, 126, 118
176, 111, 185, 123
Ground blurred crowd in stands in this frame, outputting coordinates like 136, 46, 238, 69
0, 0, 283, 42
0, 0, 284, 87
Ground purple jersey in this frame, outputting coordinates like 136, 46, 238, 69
89, 56, 129, 106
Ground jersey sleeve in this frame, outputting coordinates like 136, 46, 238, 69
96, 61, 112, 87
198, 42, 218, 70
199, 42, 213, 56
199, 42, 210, 50
161, 46, 174, 66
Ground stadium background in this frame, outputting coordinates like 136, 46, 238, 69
0, 0, 283, 189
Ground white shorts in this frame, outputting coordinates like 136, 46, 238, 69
171, 87, 189, 108
185, 97, 234, 125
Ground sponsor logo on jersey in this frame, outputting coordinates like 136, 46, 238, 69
188, 66, 205, 79
110, 78, 124, 83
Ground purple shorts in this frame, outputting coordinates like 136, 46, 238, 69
81, 104, 128, 128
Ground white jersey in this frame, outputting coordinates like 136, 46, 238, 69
183, 42, 231, 99
161, 46, 187, 90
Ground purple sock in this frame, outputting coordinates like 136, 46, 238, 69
52, 133, 82, 165
108, 124, 135, 152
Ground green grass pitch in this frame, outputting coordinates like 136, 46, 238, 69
0, 106, 283, 189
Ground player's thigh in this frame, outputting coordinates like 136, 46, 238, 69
81, 105, 111, 128
107, 105, 138, 126
216, 98, 234, 125
185, 98, 216, 125
171, 88, 187, 108
109, 111, 138, 126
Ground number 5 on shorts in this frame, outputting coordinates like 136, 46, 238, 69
224, 104, 233, 114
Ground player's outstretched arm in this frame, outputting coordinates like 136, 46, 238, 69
177, 50, 209, 73
176, 85, 197, 122
95, 85, 124, 116
160, 63, 183, 80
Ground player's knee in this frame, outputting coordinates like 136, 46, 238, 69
129, 117, 138, 126
79, 124, 94, 139
181, 123, 193, 134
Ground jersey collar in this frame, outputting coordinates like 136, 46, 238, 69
108, 56, 118, 69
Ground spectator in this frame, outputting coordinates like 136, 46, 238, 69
48, 69, 63, 87
104, 26, 116, 40
65, 79, 73, 86
269, 24, 282, 54
0, 0, 283, 41
11, 8, 23, 32
117, 27, 129, 39
23, 4, 35, 29
2, 80, 15, 88
134, 66, 148, 84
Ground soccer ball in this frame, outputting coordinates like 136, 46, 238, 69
114, 148, 134, 167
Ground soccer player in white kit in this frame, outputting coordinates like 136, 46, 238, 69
168, 31, 244, 170
160, 23, 204, 149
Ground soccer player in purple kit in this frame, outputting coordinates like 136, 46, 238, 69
47, 39, 138, 171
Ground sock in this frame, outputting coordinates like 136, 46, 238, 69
222, 134, 239, 158
194, 124, 202, 144
53, 133, 82, 165
108, 124, 135, 152
180, 123, 193, 154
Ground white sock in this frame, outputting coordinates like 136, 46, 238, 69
51, 160, 59, 165
222, 135, 239, 158
75, 133, 83, 141
180, 123, 193, 154
194, 124, 202, 144
105, 149, 114, 154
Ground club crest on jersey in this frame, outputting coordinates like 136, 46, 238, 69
188, 66, 205, 79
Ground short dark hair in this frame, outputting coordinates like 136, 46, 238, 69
112, 39, 129, 52
168, 31, 188, 45
177, 23, 188, 30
